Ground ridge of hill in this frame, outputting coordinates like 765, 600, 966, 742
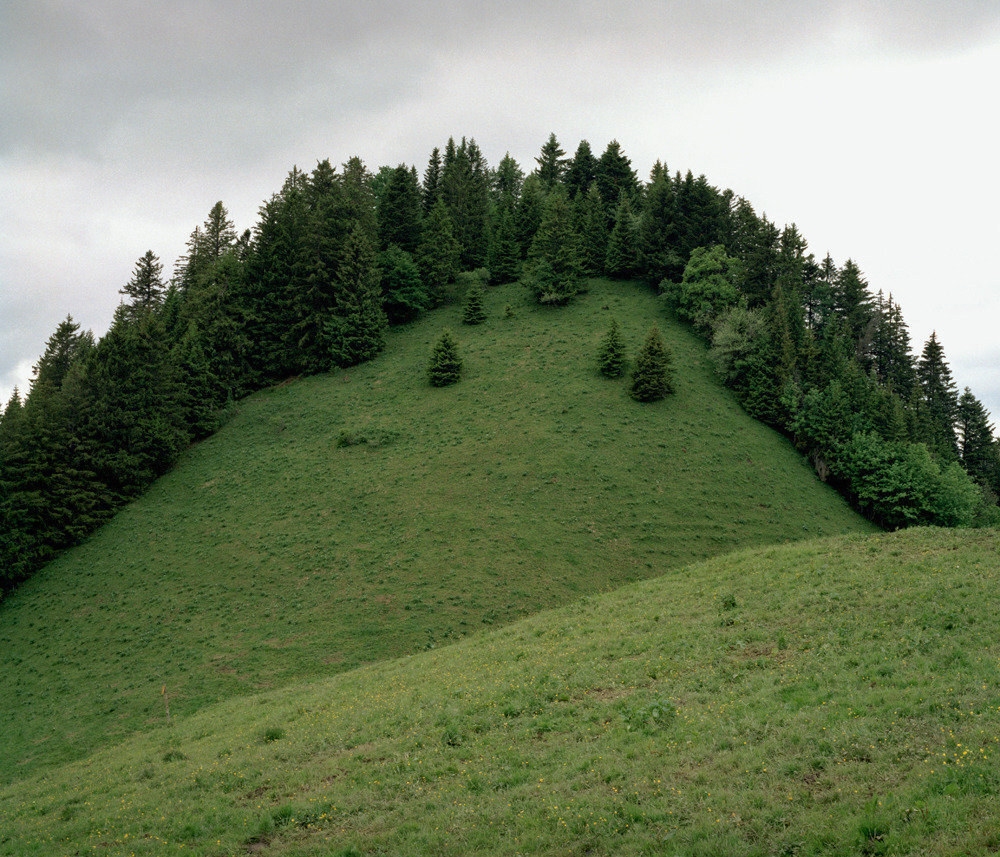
2, 526, 997, 855
0, 278, 871, 783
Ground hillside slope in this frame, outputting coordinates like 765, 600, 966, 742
0, 278, 871, 782
2, 526, 997, 855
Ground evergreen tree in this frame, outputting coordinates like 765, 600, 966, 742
834, 259, 873, 346
377, 164, 422, 253
595, 140, 638, 211
597, 319, 626, 378
422, 147, 442, 213
639, 170, 682, 285
917, 332, 959, 460
428, 330, 462, 386
493, 153, 524, 205
524, 186, 584, 305
534, 132, 568, 189
441, 137, 490, 269
578, 184, 609, 276
957, 387, 998, 489
674, 244, 739, 334
565, 139, 597, 199
631, 325, 674, 401
326, 225, 388, 367
487, 207, 521, 284
462, 281, 487, 325
379, 245, 427, 323
202, 201, 237, 261
121, 251, 165, 315
339, 156, 378, 244
417, 197, 461, 306
604, 195, 642, 279
515, 174, 546, 257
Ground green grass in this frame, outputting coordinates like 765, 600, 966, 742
0, 278, 870, 784
2, 526, 997, 855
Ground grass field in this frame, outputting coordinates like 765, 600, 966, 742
2, 526, 997, 855
0, 277, 871, 784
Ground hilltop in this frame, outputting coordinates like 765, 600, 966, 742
3, 525, 997, 855
0, 278, 871, 783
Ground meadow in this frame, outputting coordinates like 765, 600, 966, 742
0, 278, 871, 784
2, 526, 997, 855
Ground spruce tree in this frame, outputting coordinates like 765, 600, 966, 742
578, 184, 609, 276
631, 325, 674, 402
515, 175, 546, 257
462, 281, 487, 325
565, 139, 597, 199
917, 332, 959, 460
595, 140, 638, 210
121, 251, 165, 316
524, 186, 584, 305
597, 319, 626, 378
377, 164, 422, 253
957, 387, 998, 488
493, 153, 524, 203
486, 207, 521, 284
639, 171, 682, 286
326, 225, 388, 367
417, 197, 461, 306
534, 133, 568, 189
422, 147, 442, 213
604, 195, 641, 279
379, 245, 427, 323
428, 330, 462, 386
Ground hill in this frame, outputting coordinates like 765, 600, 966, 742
2, 525, 997, 855
0, 278, 871, 783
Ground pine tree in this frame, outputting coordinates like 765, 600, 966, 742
379, 245, 427, 323
534, 133, 568, 189
639, 171, 682, 286
578, 184, 609, 276
595, 140, 638, 211
515, 175, 546, 257
417, 197, 461, 306
422, 147, 443, 213
631, 326, 674, 401
565, 139, 597, 199
326, 225, 388, 367
524, 186, 584, 305
917, 332, 959, 460
834, 259, 873, 346
121, 250, 165, 316
597, 319, 626, 378
957, 387, 997, 488
462, 281, 487, 325
605, 195, 642, 279
377, 164, 422, 253
428, 330, 462, 386
493, 153, 524, 204
487, 207, 521, 285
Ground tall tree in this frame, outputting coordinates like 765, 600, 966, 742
327, 225, 388, 367
631, 325, 674, 402
422, 147, 443, 214
524, 185, 584, 305
595, 140, 638, 211
487, 206, 521, 285
565, 139, 598, 199
417, 197, 461, 306
493, 153, 524, 206
639, 171, 681, 285
957, 387, 998, 490
578, 184, 609, 276
121, 250, 165, 316
377, 164, 422, 253
917, 332, 960, 460
604, 195, 642, 279
534, 132, 568, 189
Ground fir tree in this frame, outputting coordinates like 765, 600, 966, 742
565, 139, 597, 198
595, 140, 638, 211
534, 133, 568, 189
639, 171, 682, 285
493, 153, 524, 204
515, 174, 546, 257
524, 186, 584, 305
917, 332, 959, 460
422, 147, 442, 213
417, 197, 461, 306
121, 251, 165, 316
462, 281, 487, 325
326, 225, 388, 367
597, 319, 626, 378
379, 245, 427, 323
605, 195, 642, 279
834, 259, 873, 346
578, 184, 609, 276
631, 325, 674, 402
428, 330, 462, 386
957, 387, 998, 488
487, 207, 521, 285
202, 201, 237, 261
377, 164, 422, 253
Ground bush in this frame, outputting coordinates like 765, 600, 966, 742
428, 330, 462, 387
461, 281, 487, 325
674, 245, 739, 335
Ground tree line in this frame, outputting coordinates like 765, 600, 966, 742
1, 133, 997, 598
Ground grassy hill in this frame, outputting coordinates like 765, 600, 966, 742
2, 526, 997, 855
0, 277, 871, 784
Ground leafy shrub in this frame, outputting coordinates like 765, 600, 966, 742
261, 725, 285, 743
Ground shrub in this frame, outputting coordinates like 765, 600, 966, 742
597, 319, 627, 378
428, 331, 462, 387
461, 281, 487, 325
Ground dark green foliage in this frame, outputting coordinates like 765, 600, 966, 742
422, 147, 442, 213
834, 259, 874, 347
958, 388, 999, 492
564, 139, 597, 199
378, 245, 427, 324
327, 225, 388, 367
534, 133, 568, 189
462, 281, 487, 325
524, 186, 584, 305
604, 195, 642, 279
597, 319, 626, 378
515, 175, 546, 257
493, 153, 524, 204
377, 165, 422, 253
917, 332, 959, 460
417, 197, 461, 306
639, 171, 682, 285
120, 251, 165, 316
631, 326, 674, 402
441, 137, 490, 269
428, 329, 462, 386
486, 207, 521, 285
577, 184, 609, 276
594, 140, 638, 210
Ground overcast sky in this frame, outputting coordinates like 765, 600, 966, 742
2, 1, 999, 421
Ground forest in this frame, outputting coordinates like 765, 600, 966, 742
1, 133, 998, 598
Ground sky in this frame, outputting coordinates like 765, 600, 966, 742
2, 0, 999, 421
